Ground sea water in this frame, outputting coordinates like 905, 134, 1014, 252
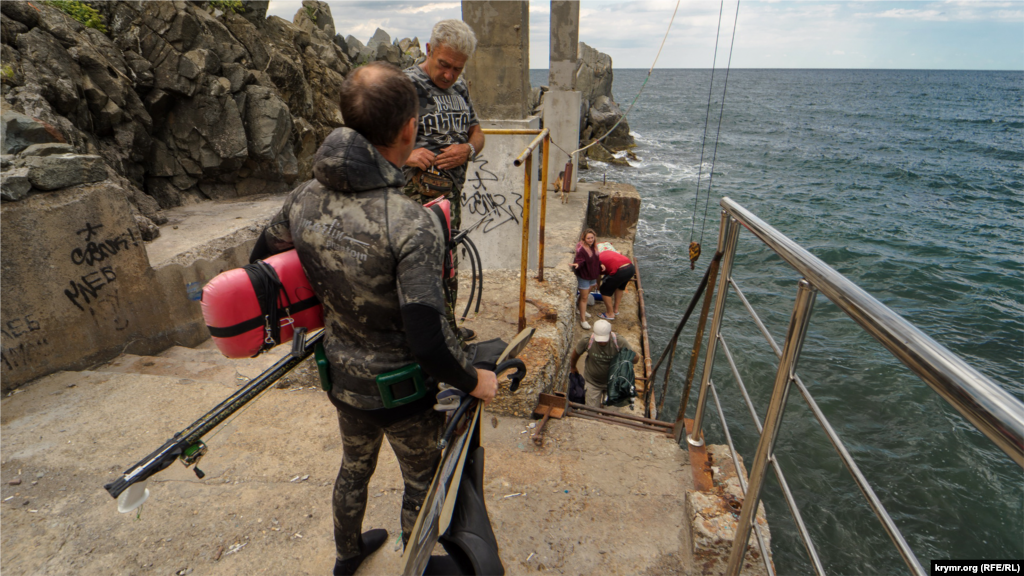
532, 69, 1023, 573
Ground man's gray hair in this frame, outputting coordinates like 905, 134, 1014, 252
430, 19, 477, 57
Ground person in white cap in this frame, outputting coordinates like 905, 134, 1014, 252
568, 319, 639, 408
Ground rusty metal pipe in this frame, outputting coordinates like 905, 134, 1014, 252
635, 263, 655, 418
518, 153, 532, 332
513, 129, 550, 167
481, 129, 544, 135
675, 251, 722, 422
570, 412, 674, 435
568, 402, 673, 428
538, 134, 550, 282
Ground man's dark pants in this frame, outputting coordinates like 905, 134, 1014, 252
333, 405, 445, 560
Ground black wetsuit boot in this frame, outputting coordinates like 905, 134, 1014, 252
333, 529, 388, 576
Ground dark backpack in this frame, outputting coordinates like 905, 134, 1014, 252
568, 372, 586, 404
605, 347, 637, 408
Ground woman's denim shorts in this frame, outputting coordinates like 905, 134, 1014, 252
577, 277, 597, 290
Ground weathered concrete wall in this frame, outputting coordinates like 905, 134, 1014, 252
462, 118, 542, 270
461, 1, 530, 120
0, 183, 267, 390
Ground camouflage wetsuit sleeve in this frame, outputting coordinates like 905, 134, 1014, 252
249, 183, 306, 261
388, 194, 478, 393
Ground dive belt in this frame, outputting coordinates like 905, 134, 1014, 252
413, 167, 454, 198
314, 341, 429, 409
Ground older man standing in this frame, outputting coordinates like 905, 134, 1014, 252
404, 19, 485, 342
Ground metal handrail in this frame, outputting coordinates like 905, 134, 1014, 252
682, 198, 1023, 576
727, 276, 922, 575
719, 197, 1024, 467
480, 128, 550, 330
708, 379, 776, 576
717, 333, 826, 576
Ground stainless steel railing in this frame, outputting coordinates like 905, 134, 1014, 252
683, 197, 1024, 576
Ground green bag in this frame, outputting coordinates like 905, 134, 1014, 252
605, 347, 637, 408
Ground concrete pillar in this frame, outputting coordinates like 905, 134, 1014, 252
544, 1, 581, 191
542, 92, 581, 192
548, 1, 579, 90
462, 1, 531, 120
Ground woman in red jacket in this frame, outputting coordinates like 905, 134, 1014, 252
597, 249, 635, 320
571, 228, 601, 329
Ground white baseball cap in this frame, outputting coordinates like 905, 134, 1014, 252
593, 319, 612, 342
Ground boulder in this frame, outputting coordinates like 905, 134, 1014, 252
222, 12, 269, 70
367, 28, 390, 48
333, 34, 348, 54
576, 42, 613, 105
242, 85, 293, 161
1, 110, 65, 154
0, 1, 40, 29
296, 1, 334, 37
181, 48, 221, 78
344, 35, 365, 62
16, 28, 83, 116
221, 62, 253, 93
0, 167, 31, 201
240, 1, 269, 26
134, 213, 160, 241
2, 13, 29, 46
588, 95, 633, 151
24, 153, 107, 190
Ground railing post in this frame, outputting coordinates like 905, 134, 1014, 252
518, 153, 532, 332
725, 278, 818, 576
538, 133, 550, 282
688, 211, 740, 446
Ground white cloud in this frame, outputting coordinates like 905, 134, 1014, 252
872, 8, 950, 21
397, 3, 460, 15
270, 0, 1020, 71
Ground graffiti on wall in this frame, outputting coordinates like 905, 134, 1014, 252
1, 314, 46, 372
462, 157, 523, 234
64, 223, 139, 312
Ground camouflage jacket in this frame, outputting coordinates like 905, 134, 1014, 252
263, 127, 476, 409
403, 64, 479, 191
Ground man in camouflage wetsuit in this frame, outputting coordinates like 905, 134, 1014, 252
254, 62, 498, 576
404, 19, 485, 342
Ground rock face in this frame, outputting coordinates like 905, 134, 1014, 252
573, 42, 635, 164
0, 1, 425, 227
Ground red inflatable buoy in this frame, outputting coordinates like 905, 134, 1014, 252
201, 249, 323, 358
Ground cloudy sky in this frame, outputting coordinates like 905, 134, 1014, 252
267, 1, 1023, 70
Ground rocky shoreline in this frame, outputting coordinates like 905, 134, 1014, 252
1, 1, 634, 238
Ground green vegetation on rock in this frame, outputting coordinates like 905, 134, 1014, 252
1, 65, 14, 83
43, 1, 107, 33
209, 1, 244, 14
305, 5, 318, 23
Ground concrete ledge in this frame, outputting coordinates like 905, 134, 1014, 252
1, 187, 284, 390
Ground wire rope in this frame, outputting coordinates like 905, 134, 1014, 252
699, 0, 741, 247
688, 0, 727, 246
569, 0, 681, 157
